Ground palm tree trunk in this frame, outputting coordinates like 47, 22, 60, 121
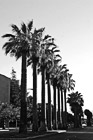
74, 106, 78, 128
61, 88, 64, 129
41, 67, 47, 131
47, 73, 52, 130
32, 60, 38, 132
64, 89, 67, 129
53, 80, 57, 130
19, 52, 27, 133
57, 85, 61, 129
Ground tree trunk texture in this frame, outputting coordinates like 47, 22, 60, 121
32, 60, 38, 132
47, 73, 52, 130
64, 89, 67, 129
19, 52, 27, 133
61, 88, 64, 129
53, 80, 57, 130
40, 67, 47, 131
57, 86, 61, 129
74, 107, 78, 128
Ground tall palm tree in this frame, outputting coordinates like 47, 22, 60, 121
27, 27, 45, 132
63, 71, 75, 129
2, 21, 33, 133
50, 56, 61, 129
60, 69, 69, 129
46, 56, 53, 130
57, 64, 67, 129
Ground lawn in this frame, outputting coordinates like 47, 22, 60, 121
0, 129, 58, 139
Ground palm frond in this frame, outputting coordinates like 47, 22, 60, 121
35, 28, 45, 34
21, 22, 26, 34
53, 49, 60, 53
55, 54, 62, 58
2, 42, 15, 55
52, 46, 57, 51
43, 35, 51, 40
11, 24, 20, 34
54, 59, 61, 64
48, 43, 57, 48
28, 20, 33, 31
62, 64, 67, 69
15, 47, 22, 60
2, 34, 15, 38
27, 57, 32, 66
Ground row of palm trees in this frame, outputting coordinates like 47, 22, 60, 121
2, 20, 75, 133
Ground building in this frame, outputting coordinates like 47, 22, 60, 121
0, 74, 11, 103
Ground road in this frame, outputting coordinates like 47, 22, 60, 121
30, 131, 93, 140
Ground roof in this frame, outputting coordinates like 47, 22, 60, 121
0, 74, 10, 80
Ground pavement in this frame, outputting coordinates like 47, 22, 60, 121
48, 129, 66, 133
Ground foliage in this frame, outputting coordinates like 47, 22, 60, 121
0, 102, 20, 121
67, 112, 74, 121
10, 68, 20, 107
67, 91, 84, 117
84, 109, 92, 126
2, 19, 83, 131
84, 109, 92, 118
67, 91, 84, 107
67, 91, 84, 128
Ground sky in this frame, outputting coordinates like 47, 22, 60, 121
0, 0, 93, 112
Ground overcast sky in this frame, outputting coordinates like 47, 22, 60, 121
0, 0, 93, 112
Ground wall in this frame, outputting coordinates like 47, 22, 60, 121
0, 74, 10, 103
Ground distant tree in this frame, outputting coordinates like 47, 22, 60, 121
67, 91, 84, 128
10, 68, 20, 107
84, 109, 92, 126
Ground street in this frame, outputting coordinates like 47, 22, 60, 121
30, 131, 93, 140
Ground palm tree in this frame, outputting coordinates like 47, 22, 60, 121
46, 45, 61, 130
38, 35, 58, 131
57, 64, 67, 129
51, 56, 61, 129
67, 91, 84, 128
2, 21, 33, 133
62, 71, 75, 129
46, 56, 53, 130
27, 27, 45, 132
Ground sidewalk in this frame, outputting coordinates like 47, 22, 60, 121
48, 129, 66, 133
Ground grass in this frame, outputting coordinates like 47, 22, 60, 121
0, 129, 57, 139
0, 127, 93, 139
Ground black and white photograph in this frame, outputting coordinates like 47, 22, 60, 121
0, 0, 93, 139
